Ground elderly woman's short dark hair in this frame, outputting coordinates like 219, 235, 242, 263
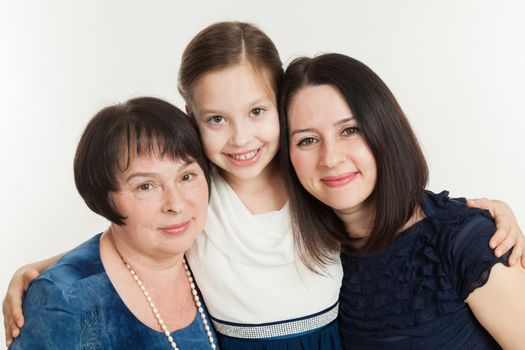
74, 97, 210, 225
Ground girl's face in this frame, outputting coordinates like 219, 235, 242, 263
189, 62, 280, 182
287, 84, 377, 215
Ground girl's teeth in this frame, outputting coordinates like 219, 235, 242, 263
232, 150, 258, 160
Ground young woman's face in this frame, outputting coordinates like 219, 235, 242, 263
287, 84, 377, 214
110, 155, 209, 259
189, 62, 280, 182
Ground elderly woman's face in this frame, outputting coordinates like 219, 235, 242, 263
110, 154, 209, 259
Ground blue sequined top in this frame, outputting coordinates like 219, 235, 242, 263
338, 191, 507, 349
9, 234, 217, 349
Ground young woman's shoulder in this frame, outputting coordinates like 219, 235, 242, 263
423, 190, 509, 300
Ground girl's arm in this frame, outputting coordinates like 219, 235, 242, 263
467, 198, 525, 267
3, 253, 64, 347
7, 278, 79, 349
466, 263, 525, 349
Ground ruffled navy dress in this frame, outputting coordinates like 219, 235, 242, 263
9, 234, 217, 349
338, 191, 508, 349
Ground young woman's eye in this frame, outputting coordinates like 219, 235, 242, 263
207, 115, 225, 124
251, 107, 265, 117
297, 137, 318, 147
342, 126, 360, 136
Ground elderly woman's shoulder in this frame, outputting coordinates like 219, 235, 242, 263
32, 233, 105, 294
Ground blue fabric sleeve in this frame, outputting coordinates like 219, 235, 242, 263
9, 278, 79, 350
448, 213, 510, 301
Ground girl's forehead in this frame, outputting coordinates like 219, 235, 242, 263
191, 62, 276, 107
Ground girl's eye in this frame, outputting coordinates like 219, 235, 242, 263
207, 115, 225, 124
251, 108, 265, 117
138, 183, 153, 191
297, 137, 318, 147
342, 126, 360, 136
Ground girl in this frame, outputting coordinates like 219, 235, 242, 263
4, 22, 525, 349
279, 53, 525, 349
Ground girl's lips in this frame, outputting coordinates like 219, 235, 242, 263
225, 148, 261, 166
159, 220, 191, 235
321, 172, 358, 187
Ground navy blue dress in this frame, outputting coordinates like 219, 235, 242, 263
338, 191, 508, 349
9, 234, 217, 350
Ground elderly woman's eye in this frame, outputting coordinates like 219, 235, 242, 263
181, 173, 195, 182
138, 183, 153, 191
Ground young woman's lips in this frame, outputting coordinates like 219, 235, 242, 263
321, 172, 358, 187
159, 220, 191, 235
225, 148, 261, 166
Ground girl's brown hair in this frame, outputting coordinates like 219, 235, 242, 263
178, 21, 283, 106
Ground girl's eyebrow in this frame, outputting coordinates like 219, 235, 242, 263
248, 96, 273, 106
197, 96, 273, 117
290, 117, 355, 137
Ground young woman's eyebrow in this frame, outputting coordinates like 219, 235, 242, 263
290, 117, 355, 137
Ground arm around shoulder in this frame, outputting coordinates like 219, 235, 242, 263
466, 263, 525, 350
8, 278, 79, 350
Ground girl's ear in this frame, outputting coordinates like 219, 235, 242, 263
185, 104, 192, 117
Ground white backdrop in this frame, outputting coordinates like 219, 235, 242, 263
1, 0, 524, 346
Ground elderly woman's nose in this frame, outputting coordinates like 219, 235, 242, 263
161, 186, 186, 213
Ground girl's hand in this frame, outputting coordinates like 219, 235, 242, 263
3, 266, 39, 347
467, 198, 525, 267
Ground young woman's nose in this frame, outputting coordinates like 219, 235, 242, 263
320, 139, 345, 168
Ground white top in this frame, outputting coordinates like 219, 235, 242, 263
187, 174, 343, 324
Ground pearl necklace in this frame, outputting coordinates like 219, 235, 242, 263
123, 257, 216, 350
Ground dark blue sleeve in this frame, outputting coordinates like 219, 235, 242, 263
9, 279, 80, 350
447, 213, 510, 301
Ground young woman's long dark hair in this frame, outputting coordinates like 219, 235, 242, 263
279, 53, 428, 259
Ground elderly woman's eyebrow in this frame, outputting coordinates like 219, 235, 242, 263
125, 159, 197, 182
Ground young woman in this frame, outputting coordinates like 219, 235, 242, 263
279, 53, 525, 349
4, 22, 525, 349
9, 97, 217, 349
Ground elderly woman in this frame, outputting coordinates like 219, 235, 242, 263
8, 97, 217, 349
279, 53, 525, 349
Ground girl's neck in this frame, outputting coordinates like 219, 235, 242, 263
219, 158, 288, 214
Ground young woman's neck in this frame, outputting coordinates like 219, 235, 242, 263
219, 158, 288, 213
335, 202, 375, 249
336, 204, 426, 250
